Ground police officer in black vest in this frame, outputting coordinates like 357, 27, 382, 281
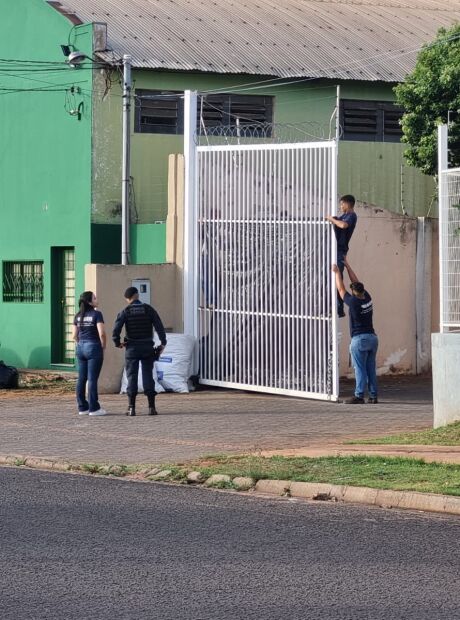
112, 286, 167, 416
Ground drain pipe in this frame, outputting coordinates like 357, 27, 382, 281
121, 54, 132, 265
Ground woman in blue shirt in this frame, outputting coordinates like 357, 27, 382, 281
72, 291, 107, 416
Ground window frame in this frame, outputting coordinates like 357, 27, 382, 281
340, 99, 403, 143
134, 90, 274, 136
2, 260, 44, 303
134, 90, 184, 135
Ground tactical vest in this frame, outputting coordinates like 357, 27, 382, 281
124, 304, 153, 340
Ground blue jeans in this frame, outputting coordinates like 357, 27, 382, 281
76, 342, 103, 412
337, 251, 346, 317
349, 333, 378, 399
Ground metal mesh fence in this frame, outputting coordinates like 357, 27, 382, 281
440, 168, 460, 331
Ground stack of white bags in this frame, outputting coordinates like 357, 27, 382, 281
120, 333, 198, 394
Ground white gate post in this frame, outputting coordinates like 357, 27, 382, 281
438, 124, 448, 333
183, 91, 198, 336
330, 141, 339, 399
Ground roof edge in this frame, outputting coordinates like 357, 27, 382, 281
46, 1, 84, 26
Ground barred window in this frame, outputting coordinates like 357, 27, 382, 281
3, 261, 44, 303
134, 90, 274, 136
134, 91, 184, 135
199, 94, 273, 137
341, 100, 403, 142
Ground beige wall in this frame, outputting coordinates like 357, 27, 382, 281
338, 205, 419, 377
163, 156, 438, 379
85, 263, 182, 393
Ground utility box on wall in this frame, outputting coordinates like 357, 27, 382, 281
132, 279, 151, 304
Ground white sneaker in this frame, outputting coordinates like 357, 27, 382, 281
89, 408, 107, 416
78, 410, 89, 416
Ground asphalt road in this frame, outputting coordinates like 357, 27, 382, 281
0, 468, 459, 620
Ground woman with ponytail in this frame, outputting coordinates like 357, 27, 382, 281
72, 291, 107, 416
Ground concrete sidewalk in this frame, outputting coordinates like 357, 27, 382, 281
1, 375, 451, 465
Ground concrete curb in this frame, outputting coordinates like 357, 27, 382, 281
1, 454, 459, 516
255, 479, 460, 516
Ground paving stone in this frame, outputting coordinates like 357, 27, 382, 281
204, 474, 231, 487
255, 479, 291, 496
150, 469, 173, 481
232, 476, 255, 491
0, 377, 434, 466
187, 471, 205, 483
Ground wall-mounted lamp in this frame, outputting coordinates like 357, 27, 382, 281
67, 50, 88, 67
60, 44, 88, 68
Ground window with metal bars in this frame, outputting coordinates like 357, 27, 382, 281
3, 261, 44, 303
340, 99, 403, 142
134, 90, 274, 135
135, 91, 184, 135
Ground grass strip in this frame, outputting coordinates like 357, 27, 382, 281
345, 421, 460, 446
182, 454, 460, 496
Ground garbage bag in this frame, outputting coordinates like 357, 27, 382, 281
0, 361, 19, 389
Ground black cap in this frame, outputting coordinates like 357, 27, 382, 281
124, 286, 138, 299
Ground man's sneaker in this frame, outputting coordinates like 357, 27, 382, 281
78, 410, 89, 416
148, 406, 158, 416
368, 397, 379, 404
89, 408, 107, 416
345, 396, 365, 404
126, 406, 136, 417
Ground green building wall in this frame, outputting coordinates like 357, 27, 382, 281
0, 0, 93, 368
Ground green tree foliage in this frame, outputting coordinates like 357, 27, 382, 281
394, 24, 460, 177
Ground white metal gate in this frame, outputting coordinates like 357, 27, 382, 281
438, 125, 460, 332
183, 93, 338, 400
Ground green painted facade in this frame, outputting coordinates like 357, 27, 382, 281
0, 0, 93, 368
0, 1, 435, 369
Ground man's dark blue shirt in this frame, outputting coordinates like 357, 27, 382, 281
343, 291, 375, 337
334, 211, 357, 254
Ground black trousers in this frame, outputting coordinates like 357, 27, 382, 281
125, 341, 157, 403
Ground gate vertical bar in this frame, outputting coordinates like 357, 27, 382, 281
183, 90, 198, 337
330, 140, 339, 398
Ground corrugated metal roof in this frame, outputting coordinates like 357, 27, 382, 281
48, 0, 460, 81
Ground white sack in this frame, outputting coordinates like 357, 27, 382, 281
119, 333, 198, 394
155, 333, 198, 393
120, 365, 165, 394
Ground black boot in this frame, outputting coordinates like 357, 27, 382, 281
126, 397, 136, 416
147, 395, 158, 416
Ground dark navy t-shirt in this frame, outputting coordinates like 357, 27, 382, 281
343, 291, 375, 337
74, 310, 104, 343
334, 211, 357, 254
